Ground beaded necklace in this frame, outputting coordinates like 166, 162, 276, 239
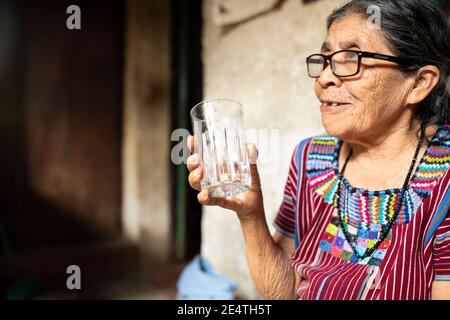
337, 130, 425, 260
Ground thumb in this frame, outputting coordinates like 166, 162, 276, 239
246, 143, 261, 192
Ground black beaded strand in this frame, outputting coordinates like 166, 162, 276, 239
336, 130, 425, 260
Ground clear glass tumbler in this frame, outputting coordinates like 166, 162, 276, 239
190, 99, 251, 198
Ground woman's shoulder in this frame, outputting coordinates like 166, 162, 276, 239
295, 133, 339, 150
293, 134, 339, 167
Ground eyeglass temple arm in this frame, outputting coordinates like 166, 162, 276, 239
361, 51, 407, 65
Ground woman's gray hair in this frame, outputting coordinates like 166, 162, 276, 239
327, 0, 450, 137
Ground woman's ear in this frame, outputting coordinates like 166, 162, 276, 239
406, 65, 441, 105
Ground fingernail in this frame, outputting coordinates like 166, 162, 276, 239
248, 145, 258, 164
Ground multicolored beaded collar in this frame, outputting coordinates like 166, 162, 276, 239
306, 125, 450, 227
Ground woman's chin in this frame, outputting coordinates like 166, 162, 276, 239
321, 120, 352, 138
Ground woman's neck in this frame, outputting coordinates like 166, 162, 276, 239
339, 120, 438, 190
343, 121, 436, 166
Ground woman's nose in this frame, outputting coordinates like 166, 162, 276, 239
316, 62, 341, 88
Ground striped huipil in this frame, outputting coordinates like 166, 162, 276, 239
274, 124, 450, 300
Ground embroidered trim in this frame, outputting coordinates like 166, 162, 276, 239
306, 125, 450, 226
308, 125, 450, 266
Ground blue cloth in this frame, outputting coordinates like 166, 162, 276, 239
177, 255, 237, 300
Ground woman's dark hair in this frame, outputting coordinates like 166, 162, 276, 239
327, 0, 450, 139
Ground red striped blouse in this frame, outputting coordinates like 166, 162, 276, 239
274, 125, 450, 300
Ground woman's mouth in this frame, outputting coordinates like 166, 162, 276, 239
320, 101, 352, 112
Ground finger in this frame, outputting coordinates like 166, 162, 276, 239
186, 153, 201, 172
197, 189, 245, 212
188, 166, 203, 191
198, 189, 217, 206
222, 196, 246, 212
187, 135, 196, 153
249, 163, 262, 192
246, 143, 258, 165
246, 144, 261, 192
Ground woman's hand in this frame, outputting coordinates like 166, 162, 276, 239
186, 135, 264, 221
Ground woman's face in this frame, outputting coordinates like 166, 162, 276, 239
314, 13, 414, 141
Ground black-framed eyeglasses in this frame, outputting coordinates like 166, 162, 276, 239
306, 50, 408, 78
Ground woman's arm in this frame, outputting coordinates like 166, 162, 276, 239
186, 137, 299, 299
238, 214, 300, 299
432, 281, 450, 300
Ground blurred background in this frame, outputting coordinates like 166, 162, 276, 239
0, 0, 448, 300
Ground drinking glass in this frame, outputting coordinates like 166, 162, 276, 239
190, 99, 251, 198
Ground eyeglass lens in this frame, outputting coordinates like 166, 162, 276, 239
308, 51, 359, 77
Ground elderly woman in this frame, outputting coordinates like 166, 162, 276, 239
187, 0, 450, 300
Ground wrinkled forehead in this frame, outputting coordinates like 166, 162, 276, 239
321, 34, 372, 53
322, 13, 388, 53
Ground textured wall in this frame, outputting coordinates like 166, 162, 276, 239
201, 0, 343, 299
